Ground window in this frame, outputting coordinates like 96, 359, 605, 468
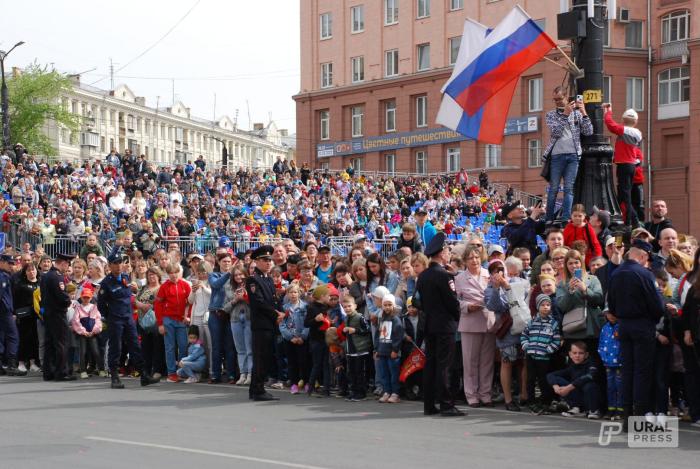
662, 10, 690, 43
321, 62, 333, 88
625, 21, 643, 48
351, 5, 364, 33
385, 0, 398, 25
416, 150, 427, 174
351, 158, 363, 173
320, 13, 332, 39
528, 77, 543, 112
385, 153, 396, 175
320, 110, 330, 140
449, 36, 461, 65
603, 20, 610, 47
450, 0, 463, 10
626, 78, 644, 111
528, 139, 542, 167
385, 49, 399, 77
127, 115, 134, 130
351, 56, 365, 83
417, 0, 430, 18
100, 136, 106, 152
603, 75, 611, 103
385, 100, 396, 132
658, 67, 690, 105
416, 95, 428, 128
447, 148, 460, 172
485, 144, 501, 168
351, 106, 364, 137
417, 43, 430, 71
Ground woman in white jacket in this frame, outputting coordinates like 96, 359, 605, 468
187, 262, 212, 376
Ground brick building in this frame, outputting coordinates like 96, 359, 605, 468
293, 0, 700, 233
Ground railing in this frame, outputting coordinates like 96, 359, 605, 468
659, 40, 689, 60
4, 227, 115, 260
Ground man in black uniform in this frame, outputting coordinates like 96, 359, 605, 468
415, 232, 465, 417
97, 249, 160, 389
0, 253, 27, 376
246, 245, 285, 401
40, 252, 76, 381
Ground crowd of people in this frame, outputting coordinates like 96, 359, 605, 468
1, 126, 699, 428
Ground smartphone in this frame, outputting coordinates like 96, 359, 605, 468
576, 95, 583, 103
615, 235, 623, 248
574, 268, 582, 280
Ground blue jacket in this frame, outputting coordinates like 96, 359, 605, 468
208, 272, 231, 311
608, 260, 664, 324
416, 221, 437, 248
598, 322, 621, 368
182, 342, 206, 371
521, 314, 561, 360
97, 273, 134, 320
279, 300, 309, 341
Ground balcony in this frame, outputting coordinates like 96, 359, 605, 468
660, 40, 689, 60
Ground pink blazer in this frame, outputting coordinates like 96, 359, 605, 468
455, 267, 495, 333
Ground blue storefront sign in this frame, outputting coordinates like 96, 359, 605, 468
317, 116, 538, 158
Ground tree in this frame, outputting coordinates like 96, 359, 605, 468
7, 63, 79, 156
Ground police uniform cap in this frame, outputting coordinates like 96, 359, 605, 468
251, 245, 274, 260
424, 232, 447, 257
56, 252, 76, 262
107, 249, 127, 264
0, 253, 17, 264
631, 239, 653, 254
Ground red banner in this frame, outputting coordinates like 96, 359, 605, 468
399, 347, 426, 383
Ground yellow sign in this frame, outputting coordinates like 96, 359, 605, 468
583, 89, 602, 103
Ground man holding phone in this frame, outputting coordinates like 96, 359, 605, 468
543, 87, 593, 224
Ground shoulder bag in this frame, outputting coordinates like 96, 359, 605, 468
562, 301, 587, 334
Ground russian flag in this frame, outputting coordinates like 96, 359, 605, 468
437, 19, 519, 144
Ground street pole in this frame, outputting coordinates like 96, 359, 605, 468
570, 1, 622, 224
0, 41, 26, 151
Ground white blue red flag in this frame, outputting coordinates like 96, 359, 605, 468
437, 6, 555, 144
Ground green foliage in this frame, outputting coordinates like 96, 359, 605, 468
7, 63, 79, 156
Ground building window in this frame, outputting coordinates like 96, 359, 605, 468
417, 0, 430, 18
603, 20, 610, 47
528, 77, 543, 112
385, 153, 396, 175
415, 150, 427, 174
385, 100, 396, 132
662, 10, 690, 43
447, 148, 460, 172
625, 21, 643, 48
351, 106, 364, 137
320, 13, 332, 39
528, 139, 542, 167
417, 43, 430, 71
320, 110, 330, 140
485, 144, 501, 168
385, 0, 399, 25
603, 75, 611, 103
658, 67, 690, 105
100, 136, 106, 152
351, 5, 364, 33
351, 56, 364, 83
385, 49, 399, 77
450, 0, 463, 11
416, 95, 428, 128
321, 62, 333, 88
127, 115, 135, 130
626, 78, 644, 111
449, 36, 461, 66
351, 158, 363, 174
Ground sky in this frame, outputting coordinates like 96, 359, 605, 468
1, 0, 300, 134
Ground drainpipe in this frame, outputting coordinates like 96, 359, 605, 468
646, 0, 652, 218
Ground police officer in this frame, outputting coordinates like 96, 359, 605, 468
414, 233, 465, 417
97, 249, 160, 389
608, 239, 665, 425
40, 252, 76, 381
0, 253, 26, 376
246, 245, 285, 401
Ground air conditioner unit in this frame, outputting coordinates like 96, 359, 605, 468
618, 7, 630, 23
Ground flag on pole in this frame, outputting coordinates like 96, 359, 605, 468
439, 6, 556, 136
436, 19, 519, 144
399, 345, 426, 383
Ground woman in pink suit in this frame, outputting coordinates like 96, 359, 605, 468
455, 245, 496, 407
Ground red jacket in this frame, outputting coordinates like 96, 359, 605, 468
604, 111, 643, 165
154, 279, 192, 326
563, 222, 602, 266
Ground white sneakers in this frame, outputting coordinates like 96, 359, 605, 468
379, 393, 390, 403
17, 362, 27, 373
562, 407, 585, 417
379, 393, 401, 403
80, 371, 89, 379
243, 374, 252, 386
236, 374, 247, 385
29, 362, 41, 373
184, 377, 199, 384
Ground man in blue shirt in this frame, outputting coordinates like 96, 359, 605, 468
415, 209, 436, 249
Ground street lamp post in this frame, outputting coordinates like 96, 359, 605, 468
0, 41, 25, 150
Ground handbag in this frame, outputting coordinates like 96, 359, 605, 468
138, 308, 158, 333
562, 304, 588, 334
490, 312, 513, 340
507, 282, 531, 336
540, 137, 558, 182
15, 306, 33, 319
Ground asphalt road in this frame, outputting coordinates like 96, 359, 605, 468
1, 375, 699, 469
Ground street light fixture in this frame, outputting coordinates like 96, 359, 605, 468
1, 40, 26, 150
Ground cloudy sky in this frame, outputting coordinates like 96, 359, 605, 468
2, 0, 300, 133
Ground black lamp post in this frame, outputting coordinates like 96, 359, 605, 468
0, 41, 25, 150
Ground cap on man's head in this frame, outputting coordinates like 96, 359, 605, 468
251, 245, 274, 260
631, 227, 655, 241
424, 232, 447, 257
415, 208, 428, 216
107, 249, 127, 264
605, 236, 616, 248
631, 238, 653, 254
591, 206, 611, 230
622, 109, 639, 120
501, 201, 521, 219
488, 244, 505, 256
56, 252, 76, 263
0, 253, 17, 265
318, 245, 331, 253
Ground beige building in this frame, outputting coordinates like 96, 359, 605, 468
49, 78, 293, 169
